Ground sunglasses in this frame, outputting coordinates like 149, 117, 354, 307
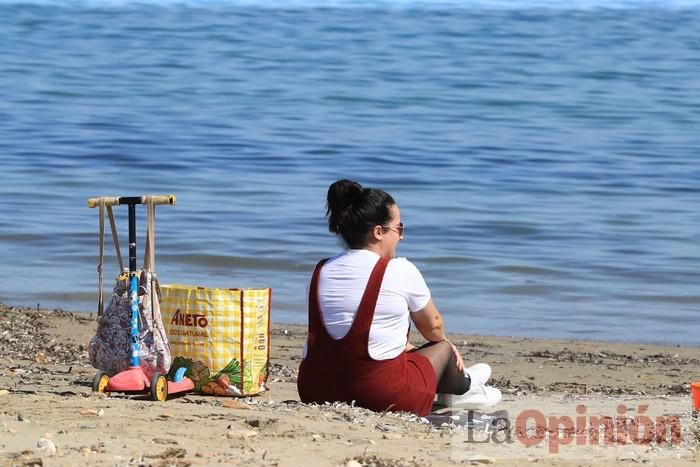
382, 222, 404, 237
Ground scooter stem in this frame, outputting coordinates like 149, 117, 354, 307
128, 202, 140, 367
129, 273, 139, 367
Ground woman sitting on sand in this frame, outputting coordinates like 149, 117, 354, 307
297, 179, 501, 416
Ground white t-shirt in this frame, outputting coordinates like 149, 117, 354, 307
304, 249, 431, 360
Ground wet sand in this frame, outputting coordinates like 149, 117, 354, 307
1, 304, 699, 466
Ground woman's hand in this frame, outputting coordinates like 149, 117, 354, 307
405, 342, 417, 352
447, 340, 464, 372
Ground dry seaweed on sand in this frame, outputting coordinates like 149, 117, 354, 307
344, 455, 422, 467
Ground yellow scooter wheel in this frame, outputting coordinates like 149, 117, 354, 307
150, 373, 168, 402
92, 371, 110, 395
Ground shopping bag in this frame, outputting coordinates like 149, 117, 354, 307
160, 284, 270, 396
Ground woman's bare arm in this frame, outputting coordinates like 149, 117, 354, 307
411, 299, 446, 343
410, 299, 464, 371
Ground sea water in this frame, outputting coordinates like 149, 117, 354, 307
0, 0, 698, 344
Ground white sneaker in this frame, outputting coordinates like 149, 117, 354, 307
437, 382, 502, 410
436, 363, 501, 409
465, 363, 491, 386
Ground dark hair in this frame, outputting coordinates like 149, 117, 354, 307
326, 179, 395, 248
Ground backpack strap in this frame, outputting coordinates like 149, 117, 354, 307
143, 197, 156, 272
97, 201, 125, 317
107, 206, 124, 272
97, 201, 105, 317
143, 198, 157, 323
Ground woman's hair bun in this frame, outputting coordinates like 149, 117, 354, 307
326, 179, 363, 233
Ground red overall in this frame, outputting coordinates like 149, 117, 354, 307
297, 257, 436, 416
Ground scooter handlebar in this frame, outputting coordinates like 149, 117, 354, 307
87, 194, 176, 208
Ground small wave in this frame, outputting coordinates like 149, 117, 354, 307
614, 294, 700, 304
422, 256, 483, 265
5, 0, 700, 10
0, 233, 47, 242
497, 284, 558, 295
493, 265, 565, 277
158, 253, 303, 272
481, 222, 541, 237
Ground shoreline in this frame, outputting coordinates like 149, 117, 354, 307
9, 301, 700, 351
1, 303, 699, 466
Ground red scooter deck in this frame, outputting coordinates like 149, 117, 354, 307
99, 366, 194, 401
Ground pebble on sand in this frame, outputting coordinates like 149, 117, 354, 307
37, 437, 57, 456
227, 429, 258, 439
466, 454, 496, 464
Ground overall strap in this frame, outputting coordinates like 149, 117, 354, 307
307, 258, 330, 333
348, 256, 391, 341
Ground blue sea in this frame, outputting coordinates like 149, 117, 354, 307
1, 0, 698, 345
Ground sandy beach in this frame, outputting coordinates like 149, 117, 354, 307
1, 303, 699, 467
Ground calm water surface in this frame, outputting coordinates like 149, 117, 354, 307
1, 0, 699, 345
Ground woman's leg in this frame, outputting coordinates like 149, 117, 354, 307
411, 341, 470, 395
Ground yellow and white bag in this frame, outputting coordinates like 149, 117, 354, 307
160, 285, 270, 396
